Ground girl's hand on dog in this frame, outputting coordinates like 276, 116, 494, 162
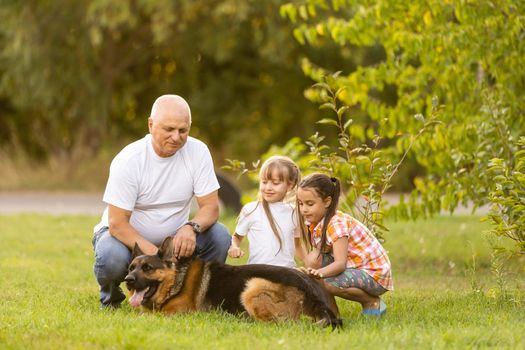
296, 267, 324, 279
228, 246, 245, 258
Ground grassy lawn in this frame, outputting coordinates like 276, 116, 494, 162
0, 214, 523, 349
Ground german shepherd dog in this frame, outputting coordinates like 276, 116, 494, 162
125, 236, 342, 328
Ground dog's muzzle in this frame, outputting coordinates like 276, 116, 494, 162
124, 274, 135, 285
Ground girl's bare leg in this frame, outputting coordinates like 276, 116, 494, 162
304, 251, 379, 311
323, 283, 380, 310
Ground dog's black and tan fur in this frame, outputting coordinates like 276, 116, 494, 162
125, 236, 342, 328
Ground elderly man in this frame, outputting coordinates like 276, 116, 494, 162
92, 94, 231, 309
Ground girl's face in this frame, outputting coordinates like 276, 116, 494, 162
260, 170, 293, 203
297, 187, 331, 224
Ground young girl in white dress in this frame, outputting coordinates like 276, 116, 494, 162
228, 156, 305, 267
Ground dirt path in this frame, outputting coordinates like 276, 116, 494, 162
0, 191, 105, 215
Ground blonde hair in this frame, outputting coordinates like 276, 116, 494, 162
255, 156, 301, 252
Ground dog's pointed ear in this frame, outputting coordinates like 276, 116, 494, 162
158, 236, 175, 262
132, 242, 145, 259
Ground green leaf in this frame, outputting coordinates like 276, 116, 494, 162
343, 118, 353, 131
312, 82, 331, 91
373, 221, 390, 232
355, 155, 371, 164
319, 102, 336, 111
293, 28, 305, 45
337, 105, 349, 118
316, 118, 339, 127
414, 113, 425, 122
432, 95, 439, 109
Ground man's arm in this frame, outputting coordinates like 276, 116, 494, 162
191, 189, 220, 230
172, 190, 220, 257
107, 204, 158, 255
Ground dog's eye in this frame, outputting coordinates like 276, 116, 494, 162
142, 264, 152, 272
129, 264, 135, 271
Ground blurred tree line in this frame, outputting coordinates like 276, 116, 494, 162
1, 1, 523, 254
0, 0, 383, 166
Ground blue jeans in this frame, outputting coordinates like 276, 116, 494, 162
92, 223, 231, 308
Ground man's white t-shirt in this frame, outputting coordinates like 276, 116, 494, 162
94, 134, 220, 246
235, 201, 300, 267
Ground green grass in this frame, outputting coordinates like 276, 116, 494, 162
0, 214, 524, 349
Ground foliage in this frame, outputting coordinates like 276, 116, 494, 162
0, 0, 347, 161
224, 82, 439, 239
280, 0, 525, 253
484, 136, 525, 255
1, 214, 524, 349
240, 76, 441, 239
306, 79, 444, 238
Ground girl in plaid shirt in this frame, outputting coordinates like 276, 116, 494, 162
296, 173, 393, 316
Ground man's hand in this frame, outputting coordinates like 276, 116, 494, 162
228, 246, 245, 258
142, 245, 159, 256
172, 225, 197, 257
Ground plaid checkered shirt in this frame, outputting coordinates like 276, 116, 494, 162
308, 211, 394, 290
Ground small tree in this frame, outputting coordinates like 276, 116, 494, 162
485, 136, 525, 254
225, 72, 441, 240
277, 0, 524, 254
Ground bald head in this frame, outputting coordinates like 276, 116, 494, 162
148, 94, 192, 157
150, 94, 192, 124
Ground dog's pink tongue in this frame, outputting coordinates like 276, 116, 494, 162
129, 289, 147, 308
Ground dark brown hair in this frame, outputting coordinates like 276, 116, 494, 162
298, 173, 341, 254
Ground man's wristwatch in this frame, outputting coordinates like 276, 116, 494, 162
184, 221, 202, 234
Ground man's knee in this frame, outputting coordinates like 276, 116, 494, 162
197, 222, 231, 262
94, 232, 131, 282
205, 222, 231, 247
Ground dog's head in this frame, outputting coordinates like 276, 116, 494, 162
124, 236, 176, 309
